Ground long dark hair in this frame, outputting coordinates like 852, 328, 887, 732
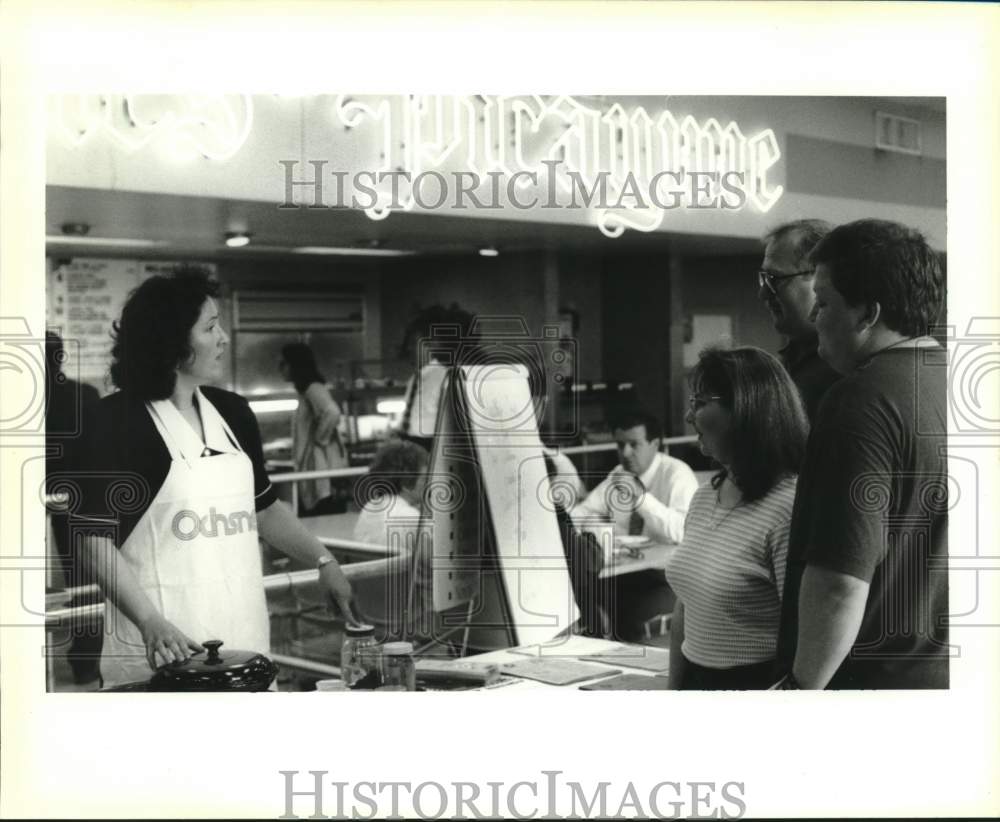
689, 346, 809, 503
109, 266, 220, 400
281, 342, 325, 394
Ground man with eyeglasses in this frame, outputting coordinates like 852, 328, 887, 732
758, 219, 840, 421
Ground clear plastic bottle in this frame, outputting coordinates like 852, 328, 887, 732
340, 623, 380, 688
381, 641, 416, 691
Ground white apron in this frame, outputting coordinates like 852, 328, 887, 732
101, 390, 271, 688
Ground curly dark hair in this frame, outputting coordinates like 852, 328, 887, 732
109, 266, 221, 400
689, 346, 809, 503
808, 219, 944, 337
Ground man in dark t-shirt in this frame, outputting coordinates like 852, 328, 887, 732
759, 220, 841, 421
775, 219, 949, 689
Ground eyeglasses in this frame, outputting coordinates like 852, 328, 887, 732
757, 268, 814, 296
688, 394, 723, 412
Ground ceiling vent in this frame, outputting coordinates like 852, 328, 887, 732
875, 111, 922, 156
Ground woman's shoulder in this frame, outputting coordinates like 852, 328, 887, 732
758, 475, 798, 513
200, 386, 252, 416
689, 482, 717, 507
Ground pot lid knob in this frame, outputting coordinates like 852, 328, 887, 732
203, 639, 224, 664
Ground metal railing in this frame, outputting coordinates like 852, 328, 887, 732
45, 558, 394, 631
268, 436, 698, 512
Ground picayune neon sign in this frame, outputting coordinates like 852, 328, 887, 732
51, 94, 783, 237
333, 95, 784, 236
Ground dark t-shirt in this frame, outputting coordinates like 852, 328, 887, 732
779, 337, 841, 423
776, 345, 949, 689
73, 386, 277, 547
46, 377, 101, 481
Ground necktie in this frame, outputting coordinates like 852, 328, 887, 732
628, 476, 645, 535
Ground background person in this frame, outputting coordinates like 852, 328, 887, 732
775, 219, 949, 690
758, 219, 840, 421
353, 439, 431, 639
279, 342, 348, 516
665, 347, 808, 690
397, 303, 477, 452
571, 408, 699, 642
353, 439, 429, 546
74, 267, 359, 688
571, 408, 698, 544
45, 331, 103, 688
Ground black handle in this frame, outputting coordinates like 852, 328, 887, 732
203, 639, 224, 663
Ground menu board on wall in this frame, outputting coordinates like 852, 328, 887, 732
46, 258, 140, 393
46, 258, 215, 395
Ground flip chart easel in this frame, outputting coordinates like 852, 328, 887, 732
423, 363, 578, 652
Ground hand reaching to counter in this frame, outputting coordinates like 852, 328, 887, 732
138, 613, 204, 670
320, 559, 362, 627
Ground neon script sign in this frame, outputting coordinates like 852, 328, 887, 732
52, 94, 783, 237
333, 95, 784, 237
52, 94, 254, 162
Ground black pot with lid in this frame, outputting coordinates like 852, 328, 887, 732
150, 640, 278, 692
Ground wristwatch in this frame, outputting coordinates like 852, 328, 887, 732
317, 554, 334, 571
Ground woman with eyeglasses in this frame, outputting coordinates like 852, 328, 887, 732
664, 346, 809, 690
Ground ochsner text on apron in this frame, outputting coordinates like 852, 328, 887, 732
101, 389, 270, 688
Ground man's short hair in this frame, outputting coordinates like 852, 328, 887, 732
809, 219, 944, 337
763, 219, 833, 267
610, 408, 662, 442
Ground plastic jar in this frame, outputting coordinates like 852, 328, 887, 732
340, 624, 380, 688
381, 641, 416, 691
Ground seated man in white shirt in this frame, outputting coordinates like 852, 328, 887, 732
572, 409, 699, 544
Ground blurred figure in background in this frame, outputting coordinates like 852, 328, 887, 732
353, 440, 431, 639
45, 331, 103, 687
758, 219, 840, 421
353, 439, 429, 546
397, 303, 477, 452
280, 342, 348, 516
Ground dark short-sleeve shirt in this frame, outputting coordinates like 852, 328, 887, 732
776, 346, 949, 689
779, 338, 841, 423
72, 386, 276, 547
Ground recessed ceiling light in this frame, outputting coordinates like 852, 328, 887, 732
292, 246, 416, 257
60, 222, 91, 237
225, 232, 252, 248
46, 236, 169, 248
479, 247, 499, 257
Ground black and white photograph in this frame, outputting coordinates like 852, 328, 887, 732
1, 2, 997, 819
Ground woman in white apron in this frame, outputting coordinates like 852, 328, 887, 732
78, 268, 360, 688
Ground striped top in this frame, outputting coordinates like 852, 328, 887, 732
664, 475, 796, 668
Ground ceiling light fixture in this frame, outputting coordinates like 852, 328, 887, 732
60, 222, 91, 237
291, 246, 416, 257
479, 247, 499, 257
225, 232, 252, 248
46, 236, 169, 248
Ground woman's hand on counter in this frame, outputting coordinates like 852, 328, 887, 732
138, 613, 204, 670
